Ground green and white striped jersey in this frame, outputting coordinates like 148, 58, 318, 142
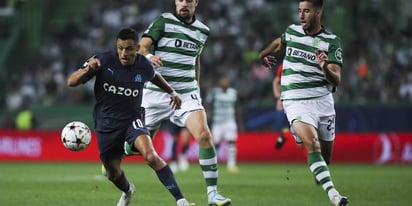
206, 87, 238, 125
280, 24, 343, 100
142, 13, 210, 94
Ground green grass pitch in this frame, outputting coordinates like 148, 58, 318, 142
1, 162, 411, 205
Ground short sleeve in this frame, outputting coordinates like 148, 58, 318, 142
142, 15, 165, 42
327, 37, 343, 66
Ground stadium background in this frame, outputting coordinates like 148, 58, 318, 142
0, 0, 411, 164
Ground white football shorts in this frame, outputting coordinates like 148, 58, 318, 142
142, 88, 204, 130
282, 94, 336, 144
212, 121, 238, 143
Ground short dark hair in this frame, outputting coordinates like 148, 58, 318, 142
116, 28, 138, 41
299, 0, 323, 9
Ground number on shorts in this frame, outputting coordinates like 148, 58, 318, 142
190, 93, 202, 105
327, 118, 335, 131
190, 93, 198, 100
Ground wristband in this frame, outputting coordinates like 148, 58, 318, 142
145, 53, 154, 60
169, 90, 178, 97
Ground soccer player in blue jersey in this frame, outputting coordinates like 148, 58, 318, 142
136, 0, 231, 205
259, 0, 349, 206
67, 28, 194, 206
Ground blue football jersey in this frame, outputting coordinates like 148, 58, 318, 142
86, 51, 155, 132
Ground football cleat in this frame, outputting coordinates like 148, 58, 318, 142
177, 198, 196, 206
337, 196, 349, 206
227, 166, 239, 173
332, 195, 349, 206
178, 155, 189, 172
101, 164, 107, 176
169, 161, 179, 173
208, 191, 231, 206
117, 183, 136, 206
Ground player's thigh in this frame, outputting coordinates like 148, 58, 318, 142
225, 128, 238, 142
318, 115, 336, 142
142, 89, 173, 130
283, 101, 317, 143
222, 122, 238, 142
212, 124, 225, 144
97, 129, 125, 163
170, 90, 205, 127
125, 119, 151, 153
184, 110, 214, 147
291, 121, 318, 143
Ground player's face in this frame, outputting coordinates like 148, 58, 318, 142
298, 1, 321, 34
116, 39, 139, 66
175, 0, 198, 23
218, 76, 230, 89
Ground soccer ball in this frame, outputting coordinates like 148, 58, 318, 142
61, 121, 92, 151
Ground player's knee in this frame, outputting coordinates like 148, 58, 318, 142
106, 170, 122, 182
144, 151, 160, 166
304, 138, 321, 152
311, 138, 321, 151
196, 130, 213, 147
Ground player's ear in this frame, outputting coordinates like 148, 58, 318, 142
316, 7, 323, 17
135, 44, 140, 53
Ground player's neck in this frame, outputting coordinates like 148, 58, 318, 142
305, 24, 323, 36
174, 12, 195, 24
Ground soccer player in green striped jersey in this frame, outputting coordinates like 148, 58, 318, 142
259, 1, 349, 206
137, 0, 231, 205
205, 75, 242, 173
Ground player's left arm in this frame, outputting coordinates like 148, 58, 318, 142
195, 56, 201, 85
315, 49, 341, 86
150, 72, 182, 109
259, 37, 285, 69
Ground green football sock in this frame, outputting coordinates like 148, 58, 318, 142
199, 147, 218, 193
308, 152, 339, 199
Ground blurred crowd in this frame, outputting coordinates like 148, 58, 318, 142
4, 0, 412, 114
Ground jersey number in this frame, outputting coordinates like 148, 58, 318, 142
132, 119, 144, 129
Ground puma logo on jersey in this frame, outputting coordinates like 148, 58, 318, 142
107, 67, 114, 75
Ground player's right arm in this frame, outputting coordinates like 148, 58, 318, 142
259, 37, 285, 69
150, 72, 182, 110
67, 57, 101, 87
138, 37, 163, 67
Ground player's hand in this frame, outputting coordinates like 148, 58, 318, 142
87, 57, 101, 70
149, 55, 163, 68
261, 55, 277, 69
315, 49, 328, 70
169, 95, 182, 110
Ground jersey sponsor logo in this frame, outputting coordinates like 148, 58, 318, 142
175, 39, 199, 51
287, 48, 316, 62
103, 83, 139, 97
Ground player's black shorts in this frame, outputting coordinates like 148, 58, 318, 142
96, 119, 150, 162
